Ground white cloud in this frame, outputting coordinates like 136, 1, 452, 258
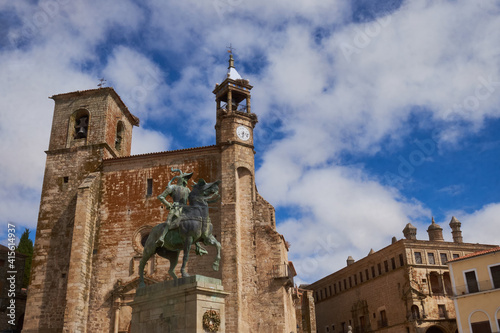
448, 204, 500, 246
131, 126, 172, 155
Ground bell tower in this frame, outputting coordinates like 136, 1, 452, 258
214, 54, 258, 146
23, 87, 139, 332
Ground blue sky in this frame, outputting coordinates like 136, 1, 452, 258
1, 0, 499, 283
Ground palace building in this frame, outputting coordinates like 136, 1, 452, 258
23, 56, 312, 332
307, 218, 497, 333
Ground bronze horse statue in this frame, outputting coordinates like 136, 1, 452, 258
138, 179, 221, 288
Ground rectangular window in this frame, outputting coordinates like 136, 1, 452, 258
438, 305, 447, 318
365, 269, 369, 280
391, 257, 396, 270
384, 260, 389, 272
360, 272, 363, 283
325, 287, 328, 297
332, 324, 335, 331
325, 326, 330, 332
428, 253, 435, 265
354, 274, 357, 285
490, 264, 500, 289
415, 252, 422, 264
334, 283, 337, 294
320, 289, 324, 299
465, 270, 479, 293
63, 176, 69, 183
349, 276, 352, 288
440, 253, 448, 265
315, 291, 319, 301
371, 266, 376, 278
399, 254, 405, 266
344, 279, 347, 290
379, 310, 388, 327
146, 178, 153, 196
453, 253, 460, 259
329, 285, 332, 296
378, 263, 382, 275
339, 281, 342, 291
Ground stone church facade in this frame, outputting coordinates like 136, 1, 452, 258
23, 57, 301, 332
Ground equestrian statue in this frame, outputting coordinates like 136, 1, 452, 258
138, 168, 221, 288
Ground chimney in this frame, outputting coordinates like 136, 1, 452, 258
403, 223, 417, 240
449, 216, 463, 243
347, 256, 355, 266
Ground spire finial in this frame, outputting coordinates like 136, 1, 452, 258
432, 216, 435, 224
227, 43, 236, 68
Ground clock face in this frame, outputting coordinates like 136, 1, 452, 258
236, 126, 250, 141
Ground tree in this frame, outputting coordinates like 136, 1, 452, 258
17, 228, 34, 288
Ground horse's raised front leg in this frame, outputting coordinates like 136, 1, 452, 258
181, 237, 193, 278
204, 235, 221, 271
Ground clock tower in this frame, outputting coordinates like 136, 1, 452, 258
213, 54, 257, 146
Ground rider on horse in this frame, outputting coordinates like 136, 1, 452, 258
156, 168, 193, 247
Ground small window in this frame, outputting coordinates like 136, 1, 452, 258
438, 305, 446, 318
440, 253, 448, 265
399, 254, 405, 266
325, 326, 330, 332
378, 263, 382, 275
489, 265, 500, 289
453, 253, 460, 259
63, 176, 69, 183
339, 281, 342, 291
331, 324, 335, 331
365, 269, 369, 280
349, 276, 352, 288
334, 284, 337, 294
414, 252, 422, 264
354, 274, 357, 285
391, 257, 396, 269
329, 285, 332, 296
371, 266, 376, 278
428, 253, 435, 265
146, 178, 153, 196
380, 310, 388, 327
384, 260, 389, 272
360, 271, 363, 283
465, 270, 479, 293
344, 279, 347, 290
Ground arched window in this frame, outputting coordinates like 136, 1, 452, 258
411, 305, 420, 320
74, 110, 89, 139
470, 310, 492, 333
115, 121, 124, 150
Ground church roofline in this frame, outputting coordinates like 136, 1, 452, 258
50, 87, 140, 127
103, 144, 220, 162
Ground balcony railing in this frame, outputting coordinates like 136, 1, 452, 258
454, 280, 500, 296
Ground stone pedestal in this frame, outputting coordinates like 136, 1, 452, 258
130, 275, 228, 333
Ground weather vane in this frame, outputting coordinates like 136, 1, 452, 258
227, 43, 236, 54
97, 78, 107, 88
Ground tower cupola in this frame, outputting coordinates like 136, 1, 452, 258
213, 53, 257, 145
427, 217, 444, 241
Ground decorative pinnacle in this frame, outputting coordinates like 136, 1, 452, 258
228, 54, 235, 69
